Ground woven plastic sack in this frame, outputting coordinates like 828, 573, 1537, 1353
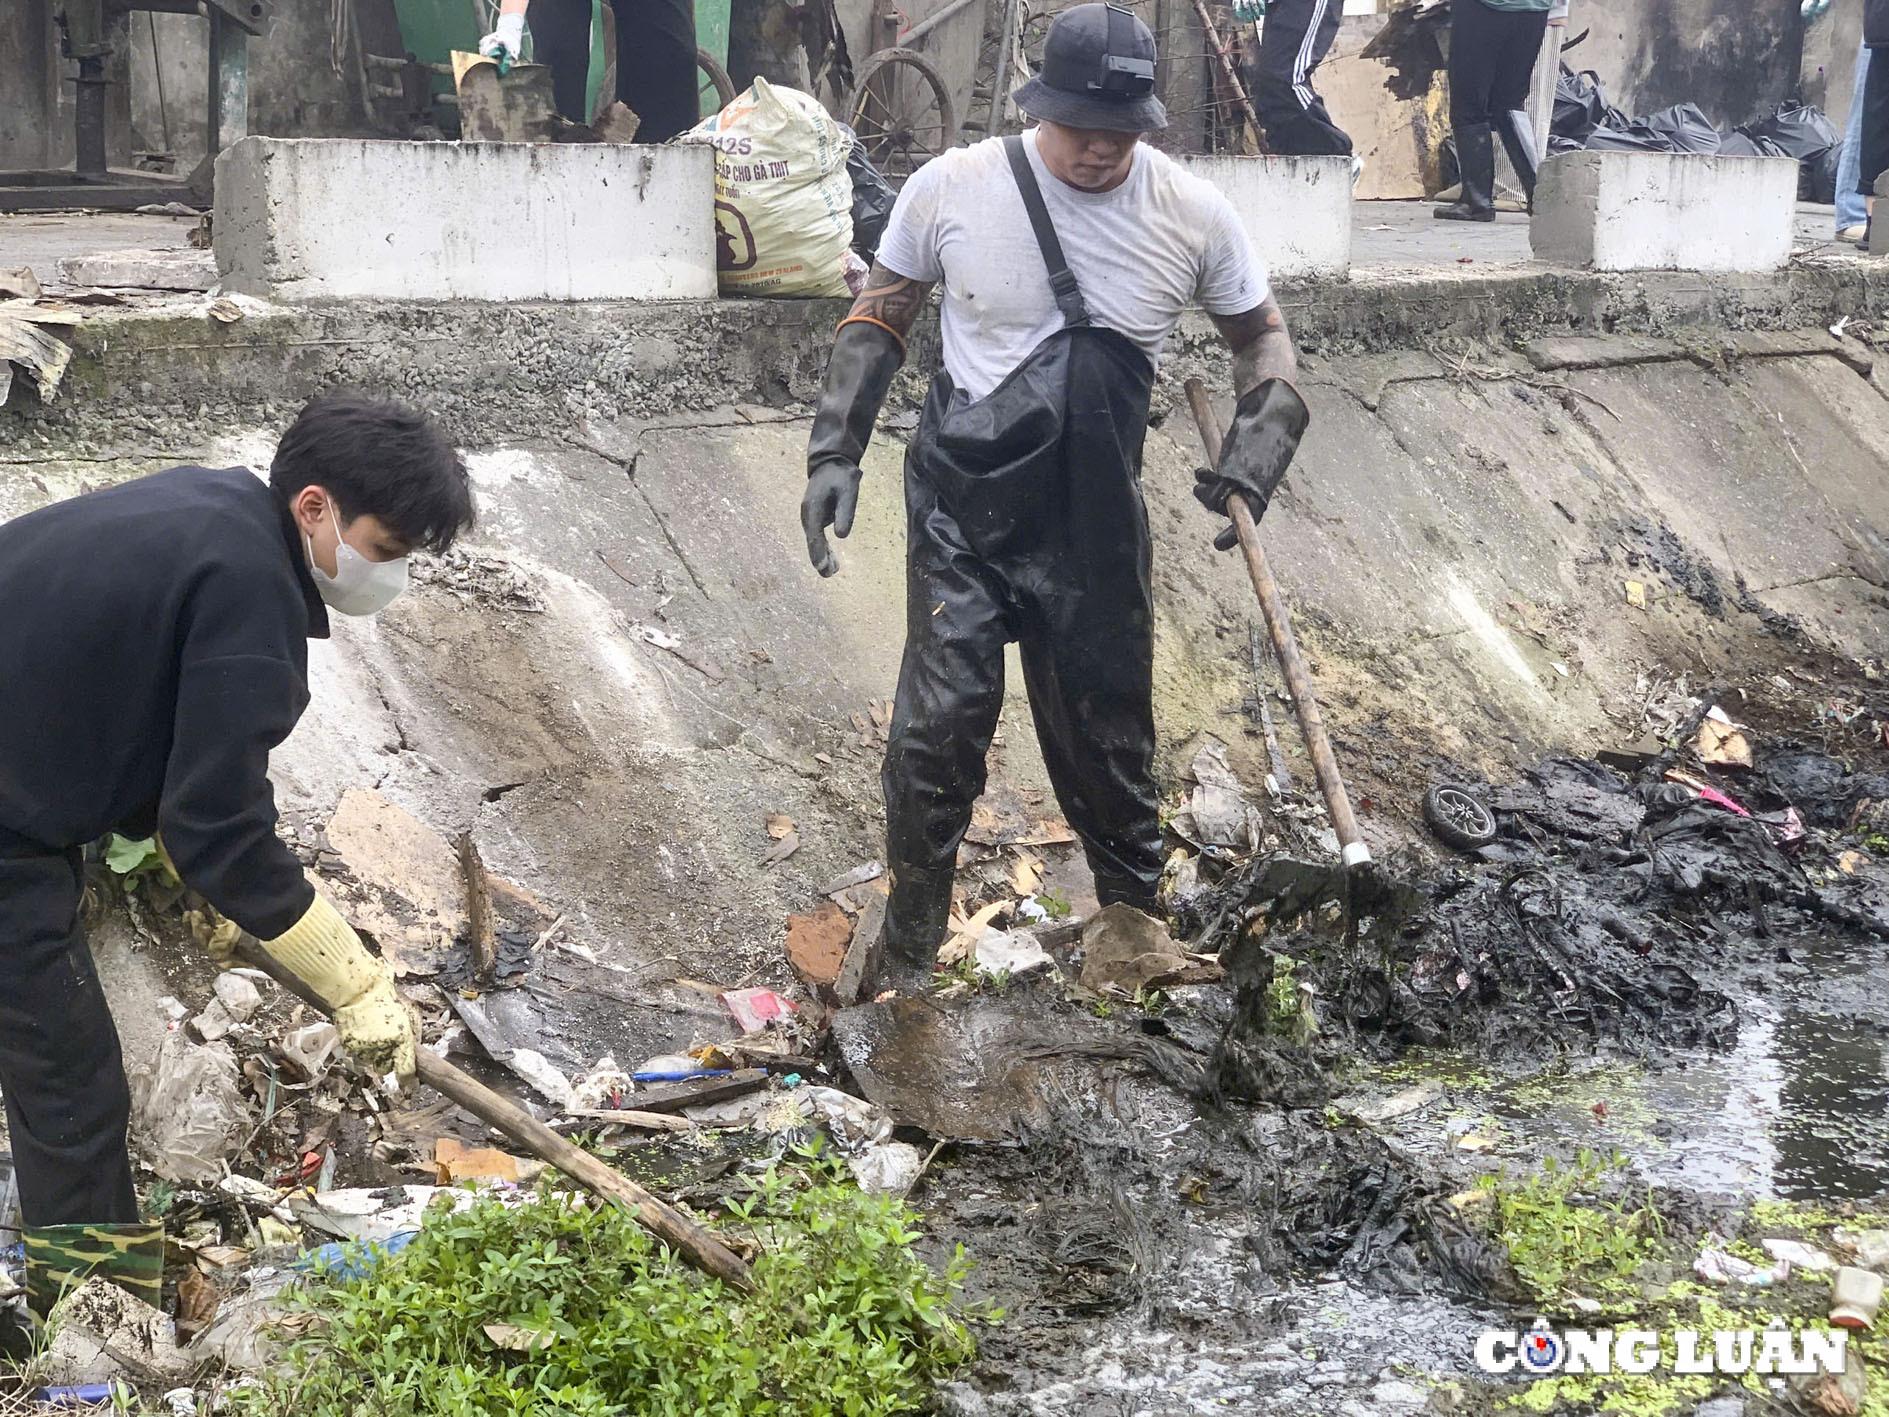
685, 77, 857, 298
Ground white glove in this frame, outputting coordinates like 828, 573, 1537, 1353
478, 10, 526, 66
1802, 0, 1832, 18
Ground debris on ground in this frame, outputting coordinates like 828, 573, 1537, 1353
1079, 902, 1219, 995
129, 1034, 248, 1184
305, 788, 551, 978
38, 1278, 189, 1387
723, 987, 797, 1034
0, 300, 77, 403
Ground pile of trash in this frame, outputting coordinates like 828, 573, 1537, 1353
1553, 68, 1841, 203
1187, 687, 1889, 1070
0, 782, 945, 1410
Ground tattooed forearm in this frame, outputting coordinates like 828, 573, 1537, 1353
843, 261, 935, 342
1211, 296, 1298, 397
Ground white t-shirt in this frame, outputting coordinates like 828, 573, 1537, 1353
875, 129, 1269, 400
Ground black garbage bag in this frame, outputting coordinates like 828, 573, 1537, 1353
838, 125, 896, 262
1717, 132, 1775, 159
1583, 103, 1721, 155
1553, 66, 1608, 145
1639, 103, 1723, 154
1736, 101, 1840, 201
1809, 143, 1842, 204
1737, 101, 1839, 160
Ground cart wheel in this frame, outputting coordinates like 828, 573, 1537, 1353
849, 47, 958, 181
698, 47, 736, 116
1423, 785, 1498, 852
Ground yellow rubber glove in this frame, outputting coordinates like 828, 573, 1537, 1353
184, 906, 245, 964
261, 894, 416, 1084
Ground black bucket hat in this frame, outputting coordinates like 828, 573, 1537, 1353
1012, 2, 1169, 134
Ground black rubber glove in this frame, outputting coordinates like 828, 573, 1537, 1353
1193, 378, 1311, 552
803, 320, 904, 577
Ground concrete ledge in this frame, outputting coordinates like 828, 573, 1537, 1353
59, 248, 217, 292
1182, 155, 1352, 281
1530, 152, 1798, 273
214, 137, 717, 302
12, 259, 1889, 446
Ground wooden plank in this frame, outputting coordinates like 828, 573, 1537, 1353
627, 1068, 769, 1114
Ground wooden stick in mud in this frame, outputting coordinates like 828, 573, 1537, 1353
1184, 377, 1370, 867
231, 937, 757, 1294
455, 830, 498, 986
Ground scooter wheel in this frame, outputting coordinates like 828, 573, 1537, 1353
1423, 785, 1498, 851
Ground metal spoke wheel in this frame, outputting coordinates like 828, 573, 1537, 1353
849, 47, 958, 182
1423, 785, 1498, 852
698, 46, 736, 117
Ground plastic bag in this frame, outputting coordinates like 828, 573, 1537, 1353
1584, 104, 1721, 156
684, 77, 858, 298
1737, 101, 1838, 161
840, 125, 897, 263
1735, 101, 1840, 200
130, 1033, 248, 1184
1552, 67, 1607, 145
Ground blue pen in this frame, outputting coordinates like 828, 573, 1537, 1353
631, 1069, 735, 1083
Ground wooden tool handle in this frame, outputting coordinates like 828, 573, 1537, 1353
1186, 377, 1370, 866
231, 938, 756, 1293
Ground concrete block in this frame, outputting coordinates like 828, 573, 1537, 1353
1530, 152, 1798, 273
1182, 154, 1353, 281
59, 247, 216, 291
214, 137, 716, 302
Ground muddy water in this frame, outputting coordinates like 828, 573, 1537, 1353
1368, 928, 1889, 1205
918, 928, 1889, 1413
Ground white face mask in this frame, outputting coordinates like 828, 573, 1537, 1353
306, 499, 410, 617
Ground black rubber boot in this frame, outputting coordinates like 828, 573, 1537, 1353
1095, 871, 1163, 919
872, 862, 956, 997
1436, 123, 1497, 222
1497, 108, 1540, 209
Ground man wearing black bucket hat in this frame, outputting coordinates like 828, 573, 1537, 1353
799, 2, 1307, 997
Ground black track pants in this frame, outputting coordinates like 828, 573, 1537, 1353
528, 0, 700, 141
1447, 0, 1548, 126
1251, 0, 1351, 156
0, 847, 137, 1227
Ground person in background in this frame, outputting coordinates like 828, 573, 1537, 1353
481, 0, 701, 143
1436, 0, 1567, 222
1856, 0, 1889, 246
1804, 0, 1870, 243
1838, 39, 1872, 244
1250, 0, 1355, 166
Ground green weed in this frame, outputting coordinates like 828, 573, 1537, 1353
1478, 1149, 1666, 1310
229, 1150, 990, 1417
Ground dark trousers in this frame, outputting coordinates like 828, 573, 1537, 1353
883, 371, 1165, 911
1447, 0, 1548, 126
0, 848, 138, 1227
1860, 44, 1889, 198
528, 0, 701, 142
1251, 0, 1351, 156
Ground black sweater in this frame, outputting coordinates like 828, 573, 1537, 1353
1870, 0, 1889, 48
0, 466, 327, 937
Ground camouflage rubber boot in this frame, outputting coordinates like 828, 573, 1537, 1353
24, 1222, 164, 1316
